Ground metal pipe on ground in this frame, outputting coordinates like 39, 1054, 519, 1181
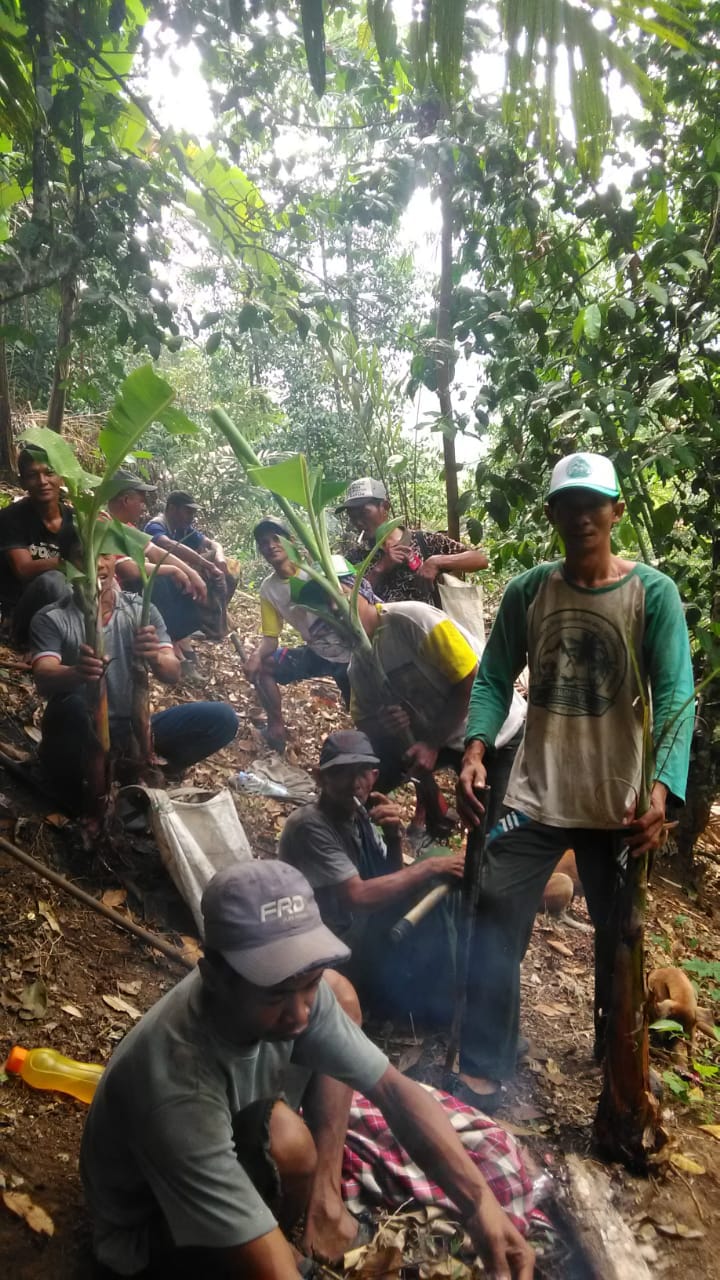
0, 835, 194, 971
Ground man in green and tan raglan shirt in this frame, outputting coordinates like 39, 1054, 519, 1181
455, 452, 694, 1113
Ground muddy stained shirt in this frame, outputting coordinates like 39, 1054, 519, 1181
349, 600, 525, 752
465, 562, 694, 828
80, 970, 388, 1276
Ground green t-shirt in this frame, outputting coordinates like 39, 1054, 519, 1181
80, 970, 388, 1275
466, 561, 694, 828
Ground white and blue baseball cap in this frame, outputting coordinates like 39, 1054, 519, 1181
548, 452, 620, 501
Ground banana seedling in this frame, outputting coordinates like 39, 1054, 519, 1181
21, 366, 196, 818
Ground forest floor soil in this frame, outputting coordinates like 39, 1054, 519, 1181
1, 596, 719, 1278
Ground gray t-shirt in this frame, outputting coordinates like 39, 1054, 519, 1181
80, 970, 388, 1275
30, 590, 172, 737
279, 804, 389, 941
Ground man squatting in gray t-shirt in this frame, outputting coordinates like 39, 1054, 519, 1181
80, 862, 535, 1280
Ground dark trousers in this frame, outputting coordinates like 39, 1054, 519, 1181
364, 728, 520, 835
150, 576, 203, 643
40, 693, 238, 810
10, 570, 70, 647
459, 819, 624, 1080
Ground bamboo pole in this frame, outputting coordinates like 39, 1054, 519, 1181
0, 836, 194, 971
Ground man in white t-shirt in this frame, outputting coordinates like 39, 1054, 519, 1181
80, 860, 535, 1279
244, 518, 354, 751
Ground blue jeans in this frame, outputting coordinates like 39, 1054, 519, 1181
150, 576, 203, 643
150, 702, 238, 768
40, 694, 238, 812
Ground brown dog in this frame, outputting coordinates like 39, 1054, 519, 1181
648, 966, 698, 1053
554, 848, 583, 897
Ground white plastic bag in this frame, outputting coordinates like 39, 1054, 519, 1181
119, 786, 253, 933
436, 573, 486, 644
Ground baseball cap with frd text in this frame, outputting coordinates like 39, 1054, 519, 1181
253, 516, 291, 542
201, 862, 350, 986
111, 468, 157, 496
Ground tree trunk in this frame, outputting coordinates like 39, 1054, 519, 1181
47, 273, 77, 432
344, 225, 359, 342
593, 847, 667, 1171
29, 0, 55, 239
0, 337, 15, 477
435, 165, 459, 539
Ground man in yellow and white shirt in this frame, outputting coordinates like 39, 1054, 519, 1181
347, 594, 525, 833
245, 518, 353, 751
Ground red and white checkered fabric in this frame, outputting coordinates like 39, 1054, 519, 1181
342, 1084, 547, 1235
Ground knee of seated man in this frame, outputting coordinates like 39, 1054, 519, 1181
322, 968, 362, 1026
269, 1100, 317, 1180
210, 703, 239, 744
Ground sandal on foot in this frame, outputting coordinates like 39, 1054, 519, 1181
443, 1071, 504, 1115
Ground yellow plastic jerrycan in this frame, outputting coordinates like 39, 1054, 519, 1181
5, 1045, 104, 1104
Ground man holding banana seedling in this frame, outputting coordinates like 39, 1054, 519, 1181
245, 519, 363, 752
29, 544, 238, 814
455, 452, 694, 1113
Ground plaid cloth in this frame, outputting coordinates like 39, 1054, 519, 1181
341, 1084, 548, 1236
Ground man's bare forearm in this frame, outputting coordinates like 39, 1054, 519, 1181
369, 1067, 493, 1216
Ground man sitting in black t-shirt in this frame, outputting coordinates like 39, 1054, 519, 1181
0, 448, 74, 646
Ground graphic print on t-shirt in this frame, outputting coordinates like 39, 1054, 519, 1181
532, 607, 627, 717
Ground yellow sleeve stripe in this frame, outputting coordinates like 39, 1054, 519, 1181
260, 596, 283, 638
419, 618, 478, 684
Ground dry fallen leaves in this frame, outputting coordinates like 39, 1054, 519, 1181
101, 994, 142, 1020
117, 980, 142, 997
535, 1001, 573, 1018
669, 1152, 706, 1176
178, 935, 202, 966
651, 1217, 705, 1240
2, 1189, 54, 1236
37, 899, 61, 934
61, 1003, 83, 1019
43, 812, 69, 829
18, 979, 47, 1021
101, 888, 127, 910
545, 938, 573, 958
